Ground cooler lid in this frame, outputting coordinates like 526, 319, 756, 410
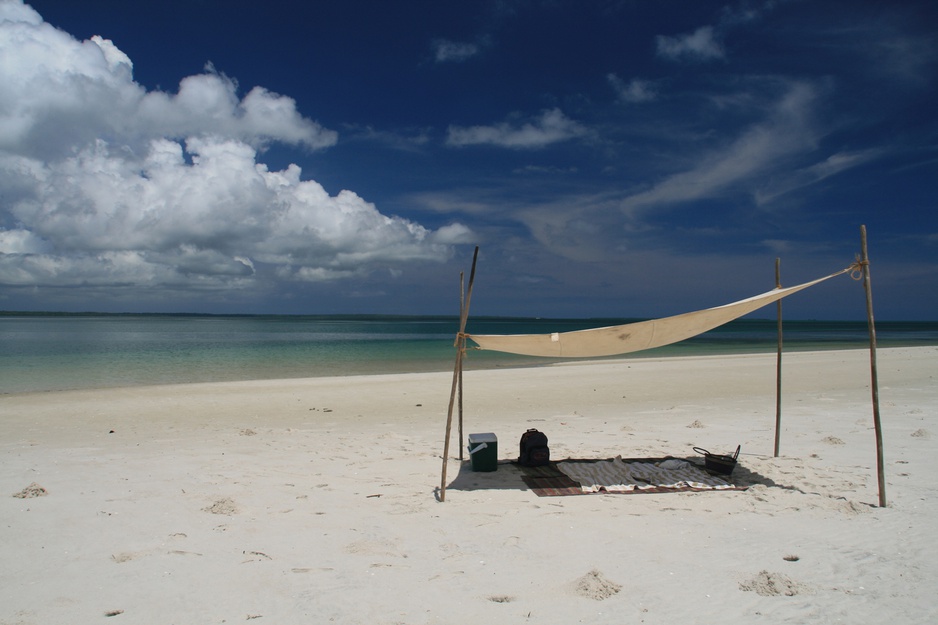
468, 432, 497, 443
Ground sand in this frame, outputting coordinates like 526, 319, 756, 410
1, 347, 936, 624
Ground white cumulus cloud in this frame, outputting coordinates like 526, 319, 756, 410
0, 0, 464, 299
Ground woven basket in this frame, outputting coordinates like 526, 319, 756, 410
693, 445, 740, 476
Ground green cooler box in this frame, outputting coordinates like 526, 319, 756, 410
467, 433, 498, 472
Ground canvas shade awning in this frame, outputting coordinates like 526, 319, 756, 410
466, 265, 857, 358
441, 233, 884, 508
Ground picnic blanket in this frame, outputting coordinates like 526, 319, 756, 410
556, 456, 736, 493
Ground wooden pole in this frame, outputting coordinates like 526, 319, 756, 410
440, 351, 462, 503
458, 272, 465, 462
774, 258, 783, 457
439, 246, 479, 502
860, 225, 886, 507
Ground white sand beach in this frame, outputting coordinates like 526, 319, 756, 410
2, 347, 937, 624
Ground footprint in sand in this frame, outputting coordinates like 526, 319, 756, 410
111, 552, 141, 564
344, 539, 403, 558
911, 429, 930, 439
241, 550, 272, 563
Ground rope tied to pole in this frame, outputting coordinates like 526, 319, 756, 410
849, 257, 867, 281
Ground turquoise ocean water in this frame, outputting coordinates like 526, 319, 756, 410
1, 314, 936, 394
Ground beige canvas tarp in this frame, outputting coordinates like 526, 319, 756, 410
467, 266, 855, 358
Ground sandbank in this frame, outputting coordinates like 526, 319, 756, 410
1, 347, 937, 624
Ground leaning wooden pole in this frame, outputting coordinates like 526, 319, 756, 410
439, 246, 479, 502
774, 258, 783, 457
860, 226, 886, 507
458, 271, 465, 461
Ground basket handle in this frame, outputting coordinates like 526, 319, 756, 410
693, 447, 710, 456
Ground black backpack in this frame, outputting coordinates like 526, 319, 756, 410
519, 429, 550, 467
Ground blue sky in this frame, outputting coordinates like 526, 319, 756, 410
1, 0, 936, 320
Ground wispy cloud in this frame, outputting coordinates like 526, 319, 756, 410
432, 39, 480, 63
446, 108, 588, 149
343, 124, 432, 151
607, 74, 657, 103
656, 2, 783, 64
755, 149, 884, 205
406, 195, 506, 227
620, 82, 818, 213
656, 26, 724, 62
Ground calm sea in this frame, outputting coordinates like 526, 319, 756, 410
1, 314, 936, 394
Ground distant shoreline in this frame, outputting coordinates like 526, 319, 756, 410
3, 310, 936, 323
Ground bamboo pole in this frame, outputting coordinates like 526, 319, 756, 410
774, 258, 783, 457
439, 246, 479, 502
458, 271, 465, 461
860, 226, 886, 507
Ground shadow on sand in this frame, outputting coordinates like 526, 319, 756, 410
444, 459, 530, 493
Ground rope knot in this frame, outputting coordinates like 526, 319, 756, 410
849, 257, 867, 281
